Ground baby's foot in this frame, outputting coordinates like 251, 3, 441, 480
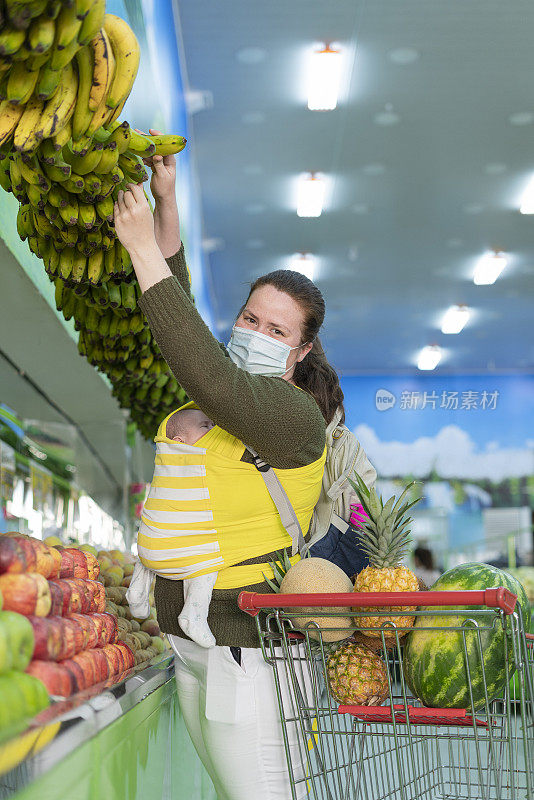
178, 610, 216, 648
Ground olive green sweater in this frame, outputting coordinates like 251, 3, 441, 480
138, 244, 326, 647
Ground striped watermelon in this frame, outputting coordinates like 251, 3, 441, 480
404, 563, 531, 710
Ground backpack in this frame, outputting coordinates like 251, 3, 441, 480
303, 407, 377, 576
249, 406, 377, 578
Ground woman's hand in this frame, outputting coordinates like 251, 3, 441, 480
138, 127, 176, 202
114, 183, 172, 293
114, 183, 156, 256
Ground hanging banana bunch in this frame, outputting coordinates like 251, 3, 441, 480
0, 1, 189, 436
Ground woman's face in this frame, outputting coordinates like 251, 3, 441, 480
235, 285, 314, 378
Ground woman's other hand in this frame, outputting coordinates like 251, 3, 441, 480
114, 183, 156, 256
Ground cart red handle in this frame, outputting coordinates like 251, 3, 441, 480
237, 588, 518, 616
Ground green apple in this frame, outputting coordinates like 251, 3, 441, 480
0, 611, 34, 671
80, 544, 98, 557
0, 619, 12, 674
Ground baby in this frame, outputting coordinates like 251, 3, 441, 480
127, 408, 219, 648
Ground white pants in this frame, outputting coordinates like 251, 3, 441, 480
169, 635, 311, 800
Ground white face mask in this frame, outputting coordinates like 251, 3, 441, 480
227, 326, 304, 377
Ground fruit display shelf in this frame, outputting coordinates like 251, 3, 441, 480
0, 0, 189, 439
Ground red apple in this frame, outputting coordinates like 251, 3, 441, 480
68, 578, 92, 613
0, 572, 51, 616
14, 536, 38, 571
50, 580, 72, 616
57, 618, 77, 660
99, 612, 118, 644
0, 537, 28, 574
57, 549, 75, 579
84, 552, 100, 580
87, 614, 106, 647
26, 660, 71, 697
63, 549, 89, 579
31, 540, 56, 578
101, 644, 121, 676
28, 616, 61, 661
69, 613, 98, 650
89, 580, 106, 612
60, 658, 86, 692
47, 547, 62, 580
88, 648, 108, 682
71, 651, 97, 687
82, 579, 98, 612
47, 580, 64, 617
115, 642, 135, 670
62, 579, 82, 613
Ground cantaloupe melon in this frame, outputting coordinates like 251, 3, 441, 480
279, 558, 355, 642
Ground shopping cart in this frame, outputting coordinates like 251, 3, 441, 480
238, 589, 534, 800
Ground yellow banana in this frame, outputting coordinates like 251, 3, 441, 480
105, 95, 126, 127
72, 44, 93, 139
25, 180, 47, 208
6, 0, 47, 29
0, 100, 25, 146
89, 28, 115, 112
42, 160, 71, 181
126, 129, 155, 156
48, 183, 69, 207
50, 36, 80, 71
70, 134, 93, 156
46, 0, 62, 20
37, 62, 77, 139
0, 27, 26, 56
54, 3, 82, 51
82, 172, 101, 196
53, 118, 72, 150
13, 94, 45, 153
150, 134, 187, 157
78, 0, 105, 46
27, 16, 55, 54
103, 13, 139, 109
74, 0, 95, 20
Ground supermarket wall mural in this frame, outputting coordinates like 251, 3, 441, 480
341, 375, 534, 557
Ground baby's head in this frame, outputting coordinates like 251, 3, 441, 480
166, 409, 214, 445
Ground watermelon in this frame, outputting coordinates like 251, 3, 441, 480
404, 563, 531, 710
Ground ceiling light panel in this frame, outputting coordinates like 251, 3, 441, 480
417, 345, 442, 371
296, 173, 326, 217
473, 252, 508, 285
441, 305, 471, 334
307, 46, 343, 111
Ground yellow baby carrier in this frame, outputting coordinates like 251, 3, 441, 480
137, 402, 326, 590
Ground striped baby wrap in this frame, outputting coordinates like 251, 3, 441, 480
137, 402, 326, 590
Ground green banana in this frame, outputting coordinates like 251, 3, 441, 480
58, 246, 75, 280
54, 277, 65, 310
42, 160, 71, 182
125, 129, 155, 157
0, 27, 26, 56
78, 0, 105, 46
119, 282, 137, 312
53, 3, 82, 52
87, 248, 104, 284
16, 203, 31, 239
27, 16, 55, 54
82, 172, 101, 196
7, 62, 40, 105
37, 61, 78, 139
44, 247, 60, 277
70, 250, 87, 283
42, 201, 59, 224
63, 141, 103, 174
108, 120, 130, 154
47, 184, 67, 208
17, 154, 50, 189
78, 201, 97, 229
46, 0, 62, 19
25, 181, 47, 209
52, 120, 72, 150
58, 198, 78, 226
105, 280, 121, 308
63, 174, 84, 193
95, 194, 114, 222
94, 143, 119, 174
36, 62, 63, 101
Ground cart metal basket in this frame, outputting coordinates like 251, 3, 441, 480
238, 588, 534, 800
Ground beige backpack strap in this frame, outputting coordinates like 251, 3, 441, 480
246, 447, 305, 556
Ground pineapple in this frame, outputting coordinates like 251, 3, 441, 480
327, 642, 389, 706
349, 475, 420, 638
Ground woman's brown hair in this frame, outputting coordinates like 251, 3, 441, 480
244, 270, 345, 425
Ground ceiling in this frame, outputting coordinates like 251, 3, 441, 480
176, 0, 534, 373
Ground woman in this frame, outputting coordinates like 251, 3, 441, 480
114, 141, 345, 800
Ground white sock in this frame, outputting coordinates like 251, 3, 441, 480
178, 573, 217, 648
